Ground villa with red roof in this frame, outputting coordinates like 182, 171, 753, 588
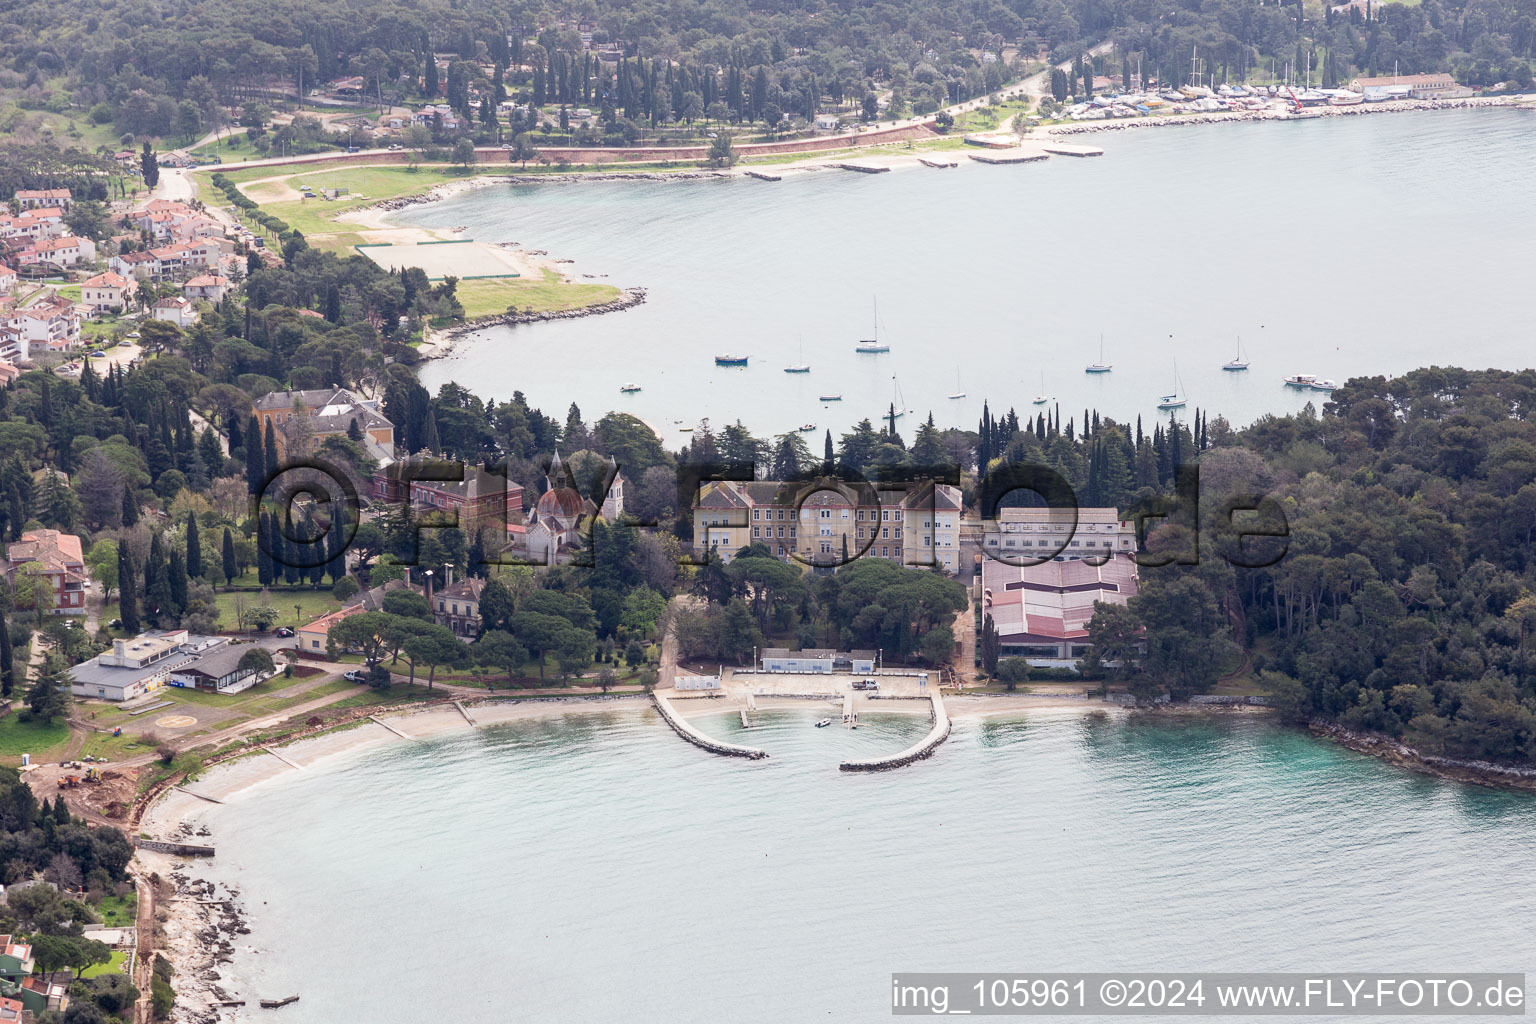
5, 528, 88, 615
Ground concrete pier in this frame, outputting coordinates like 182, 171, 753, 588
173, 787, 224, 804
654, 694, 768, 759
839, 693, 950, 772
1042, 143, 1104, 157
919, 157, 959, 168
746, 170, 782, 181
829, 162, 890, 173
968, 150, 1049, 165
452, 700, 479, 728
369, 714, 411, 739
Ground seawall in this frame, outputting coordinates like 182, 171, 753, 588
653, 694, 769, 759
839, 693, 950, 772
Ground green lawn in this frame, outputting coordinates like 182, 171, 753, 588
54, 284, 81, 301
95, 894, 137, 928
456, 271, 621, 318
81, 950, 129, 980
0, 715, 71, 760
212, 585, 343, 632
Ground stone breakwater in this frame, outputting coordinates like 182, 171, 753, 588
653, 693, 769, 759
840, 694, 950, 772
1048, 95, 1521, 137
439, 286, 647, 339
1311, 720, 1536, 792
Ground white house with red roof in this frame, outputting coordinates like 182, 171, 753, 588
4, 528, 88, 615
183, 273, 230, 302
18, 235, 95, 268
0, 265, 14, 294
15, 187, 71, 209
151, 295, 198, 328
13, 295, 80, 350
81, 270, 135, 313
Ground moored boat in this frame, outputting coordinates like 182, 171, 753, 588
1223, 335, 1249, 371
1283, 373, 1317, 387
1310, 378, 1339, 392
715, 354, 749, 366
619, 382, 642, 393
1085, 333, 1112, 373
819, 393, 842, 402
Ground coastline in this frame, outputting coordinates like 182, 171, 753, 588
132, 693, 1534, 1020
1042, 93, 1527, 137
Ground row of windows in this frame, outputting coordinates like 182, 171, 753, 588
749, 506, 943, 523
751, 525, 799, 539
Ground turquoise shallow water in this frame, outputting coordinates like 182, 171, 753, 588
411, 107, 1536, 440
197, 709, 1534, 1022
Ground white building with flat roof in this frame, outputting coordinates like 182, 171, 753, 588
983, 506, 1136, 562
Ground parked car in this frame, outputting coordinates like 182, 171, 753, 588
343, 670, 368, 683
275, 627, 295, 637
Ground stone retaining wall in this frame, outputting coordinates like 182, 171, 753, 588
840, 694, 950, 772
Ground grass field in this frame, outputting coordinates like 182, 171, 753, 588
0, 715, 71, 760
81, 950, 130, 980
96, 893, 137, 927
457, 270, 621, 317
211, 585, 342, 631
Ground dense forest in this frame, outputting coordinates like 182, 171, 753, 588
0, 0, 1529, 166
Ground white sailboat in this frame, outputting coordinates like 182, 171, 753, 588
886, 376, 910, 419
1157, 360, 1188, 410
948, 368, 966, 399
784, 336, 810, 373
1085, 334, 1112, 373
1223, 335, 1249, 371
855, 297, 889, 353
1032, 371, 1051, 405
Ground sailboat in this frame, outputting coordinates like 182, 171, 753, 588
784, 337, 810, 373
1085, 334, 1112, 373
855, 297, 889, 354
1223, 335, 1249, 371
1157, 360, 1187, 410
887, 376, 910, 419
1032, 371, 1051, 405
948, 368, 966, 399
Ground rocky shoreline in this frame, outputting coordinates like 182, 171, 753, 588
1048, 94, 1524, 137
1310, 720, 1536, 792
154, 821, 251, 1024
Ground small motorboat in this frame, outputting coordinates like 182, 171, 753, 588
1310, 378, 1339, 392
819, 394, 842, 402
815, 718, 832, 728
678, 426, 694, 432
799, 423, 816, 432
784, 364, 810, 373
619, 382, 642, 393
715, 354, 749, 366
1283, 373, 1317, 387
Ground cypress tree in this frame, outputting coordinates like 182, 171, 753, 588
121, 487, 139, 527
282, 511, 301, 585
257, 511, 274, 586
264, 420, 279, 479
0, 609, 12, 697
222, 527, 237, 587
185, 512, 202, 579
168, 547, 188, 618
118, 546, 140, 634
144, 533, 164, 605
246, 415, 265, 493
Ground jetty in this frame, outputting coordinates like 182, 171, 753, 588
260, 995, 300, 1009
653, 693, 768, 759
173, 787, 224, 805
261, 746, 304, 771
1042, 142, 1104, 157
919, 157, 958, 168
839, 692, 950, 772
829, 162, 889, 174
369, 714, 410, 739
136, 839, 216, 857
452, 700, 479, 728
746, 170, 782, 181
968, 150, 1049, 165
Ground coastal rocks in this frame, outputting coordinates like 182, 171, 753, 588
1310, 720, 1536, 791
163, 861, 254, 1022
1049, 95, 1517, 138
439, 286, 648, 339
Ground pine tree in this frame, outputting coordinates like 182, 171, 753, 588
185, 512, 202, 579
26, 658, 71, 725
222, 527, 237, 587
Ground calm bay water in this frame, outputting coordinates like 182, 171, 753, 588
198, 709, 1534, 1022
413, 108, 1536, 441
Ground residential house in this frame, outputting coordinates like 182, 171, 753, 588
151, 296, 198, 328
14, 295, 81, 350
4, 528, 86, 614
253, 387, 396, 462
0, 360, 18, 387
0, 323, 25, 363
183, 273, 230, 303
18, 235, 95, 268
0, 994, 22, 1023
80, 270, 135, 314
14, 188, 71, 209
296, 603, 366, 656
0, 265, 12, 294
433, 572, 484, 637
982, 552, 1140, 662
